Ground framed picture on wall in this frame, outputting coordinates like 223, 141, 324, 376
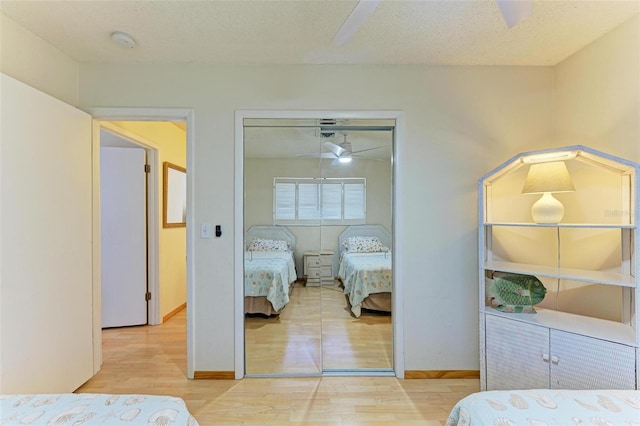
163, 161, 186, 228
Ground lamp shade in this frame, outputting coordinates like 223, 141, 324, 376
522, 161, 575, 194
522, 161, 574, 223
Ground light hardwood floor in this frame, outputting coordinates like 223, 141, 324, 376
245, 281, 393, 374
77, 309, 480, 425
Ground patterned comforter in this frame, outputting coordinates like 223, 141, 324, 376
244, 250, 296, 312
338, 251, 392, 317
0, 393, 199, 425
446, 389, 640, 426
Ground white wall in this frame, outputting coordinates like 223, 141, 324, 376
245, 156, 392, 274
79, 64, 555, 371
554, 15, 640, 163
0, 13, 79, 106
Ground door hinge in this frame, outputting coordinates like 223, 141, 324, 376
145, 292, 151, 301
144, 164, 151, 173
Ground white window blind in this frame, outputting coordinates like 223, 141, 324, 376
344, 183, 365, 219
274, 182, 295, 220
298, 183, 320, 220
321, 183, 342, 220
274, 178, 366, 225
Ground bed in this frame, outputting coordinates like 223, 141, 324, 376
244, 225, 297, 316
445, 389, 640, 426
338, 225, 392, 318
0, 393, 199, 425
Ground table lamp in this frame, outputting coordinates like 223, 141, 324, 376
522, 161, 575, 223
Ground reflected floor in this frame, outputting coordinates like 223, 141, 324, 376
245, 280, 392, 374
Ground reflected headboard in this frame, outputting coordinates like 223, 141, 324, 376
338, 225, 391, 253
245, 225, 296, 250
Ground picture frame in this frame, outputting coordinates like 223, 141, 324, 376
163, 161, 187, 228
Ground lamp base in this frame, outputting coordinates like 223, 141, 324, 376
531, 192, 564, 223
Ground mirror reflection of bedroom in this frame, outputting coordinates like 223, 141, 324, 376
244, 118, 394, 375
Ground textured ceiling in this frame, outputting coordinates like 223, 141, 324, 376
1, 0, 638, 66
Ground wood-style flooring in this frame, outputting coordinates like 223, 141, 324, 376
245, 281, 392, 374
76, 309, 480, 425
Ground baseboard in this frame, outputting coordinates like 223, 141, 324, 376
404, 370, 480, 379
193, 371, 235, 380
162, 302, 186, 323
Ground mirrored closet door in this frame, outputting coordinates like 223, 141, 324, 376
243, 117, 394, 375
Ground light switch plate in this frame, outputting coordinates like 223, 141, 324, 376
200, 223, 211, 238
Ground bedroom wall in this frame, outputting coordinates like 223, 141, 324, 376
244, 156, 392, 274
79, 63, 555, 372
107, 121, 188, 320
0, 13, 79, 106
553, 14, 639, 164
551, 15, 640, 320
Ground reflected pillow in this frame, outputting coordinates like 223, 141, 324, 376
248, 238, 289, 252
344, 236, 388, 253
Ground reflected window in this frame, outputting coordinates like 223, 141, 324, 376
273, 177, 366, 225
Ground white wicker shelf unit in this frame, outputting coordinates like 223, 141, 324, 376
478, 145, 639, 391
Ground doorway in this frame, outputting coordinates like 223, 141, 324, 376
89, 110, 193, 377
87, 108, 195, 379
235, 110, 404, 378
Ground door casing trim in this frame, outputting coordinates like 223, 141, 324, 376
86, 107, 196, 379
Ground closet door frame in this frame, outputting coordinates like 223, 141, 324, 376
234, 109, 405, 379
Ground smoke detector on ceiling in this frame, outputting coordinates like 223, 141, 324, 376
111, 31, 136, 49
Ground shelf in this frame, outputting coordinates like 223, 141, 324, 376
479, 147, 640, 391
484, 260, 636, 287
484, 308, 637, 347
484, 222, 635, 229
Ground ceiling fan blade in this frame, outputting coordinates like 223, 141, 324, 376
323, 141, 347, 157
351, 154, 385, 161
350, 146, 386, 155
332, 0, 382, 47
296, 152, 338, 159
496, 0, 533, 29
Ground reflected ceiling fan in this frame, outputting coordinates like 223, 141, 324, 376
297, 134, 386, 165
331, 0, 533, 46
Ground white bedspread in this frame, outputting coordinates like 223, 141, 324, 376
0, 393, 199, 425
446, 389, 640, 426
338, 251, 392, 317
244, 250, 296, 312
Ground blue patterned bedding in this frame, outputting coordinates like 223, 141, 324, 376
0, 393, 199, 425
244, 250, 296, 313
446, 389, 640, 426
338, 251, 392, 317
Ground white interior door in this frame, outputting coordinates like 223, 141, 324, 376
100, 146, 148, 328
0, 73, 94, 392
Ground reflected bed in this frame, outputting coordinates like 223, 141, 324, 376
244, 226, 297, 316
338, 225, 392, 318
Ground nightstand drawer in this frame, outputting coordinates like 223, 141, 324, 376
307, 266, 331, 279
307, 256, 332, 267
